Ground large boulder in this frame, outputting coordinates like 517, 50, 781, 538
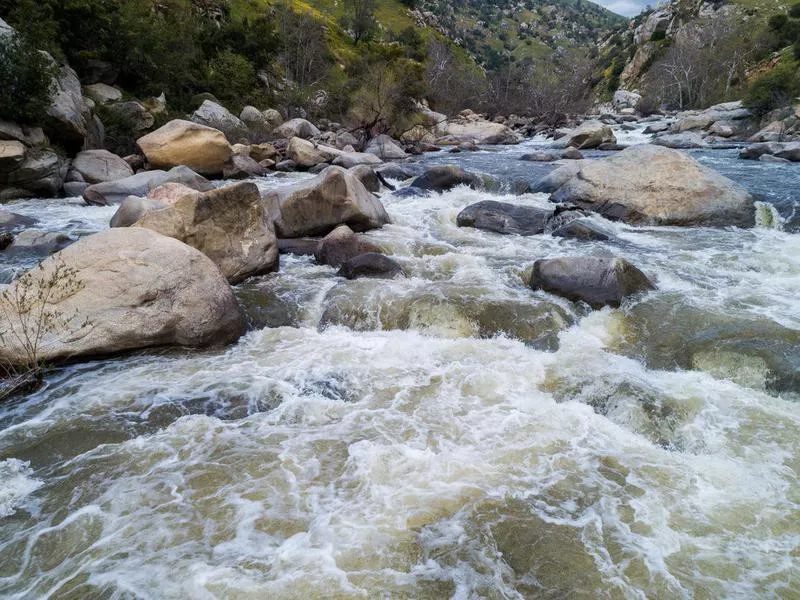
286, 137, 341, 168
240, 106, 274, 143
83, 165, 213, 206
134, 182, 277, 284
612, 90, 642, 111
83, 83, 121, 105
273, 118, 320, 140
106, 101, 154, 132
547, 145, 754, 227
0, 228, 246, 364
68, 149, 133, 184
109, 183, 197, 227
365, 135, 409, 159
44, 60, 100, 153
191, 100, 249, 143
528, 256, 655, 308
565, 121, 616, 149
438, 121, 520, 145
410, 165, 482, 192
457, 201, 554, 235
0, 148, 67, 199
331, 152, 382, 168
262, 165, 390, 237
0, 209, 37, 232
137, 120, 233, 176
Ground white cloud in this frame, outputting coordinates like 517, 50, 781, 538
594, 0, 650, 17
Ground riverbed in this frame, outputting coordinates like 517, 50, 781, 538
0, 124, 798, 598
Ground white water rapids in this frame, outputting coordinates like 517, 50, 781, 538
0, 130, 798, 598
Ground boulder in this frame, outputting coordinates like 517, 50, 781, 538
551, 218, 613, 241
63, 182, 89, 197
83, 165, 213, 206
274, 159, 297, 172
106, 101, 154, 131
438, 121, 520, 145
760, 154, 791, 164
548, 145, 754, 227
240, 106, 274, 143
273, 118, 320, 140
337, 253, 404, 279
134, 182, 277, 284
365, 135, 409, 160
314, 224, 381, 267
349, 164, 381, 192
0, 148, 67, 199
0, 140, 26, 171
739, 142, 786, 160
223, 154, 265, 179
0, 228, 246, 364
262, 109, 283, 130
565, 121, 616, 149
262, 165, 390, 237
652, 132, 708, 149
250, 143, 278, 162
0, 121, 47, 147
643, 122, 671, 134
44, 60, 99, 153
528, 256, 654, 308
532, 161, 587, 193
773, 143, 800, 162
377, 163, 425, 180
137, 120, 233, 176
4, 230, 73, 255
286, 137, 341, 168
335, 131, 361, 150
331, 152, 382, 168
68, 149, 133, 184
191, 100, 249, 143
109, 182, 197, 227
561, 148, 584, 160
84, 83, 121, 105
457, 201, 554, 236
410, 165, 482, 192
0, 209, 37, 231
709, 121, 735, 138
520, 152, 557, 162
612, 90, 642, 111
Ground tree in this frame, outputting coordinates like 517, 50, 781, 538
343, 0, 378, 43
0, 33, 57, 124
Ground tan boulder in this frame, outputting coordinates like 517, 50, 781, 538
548, 145, 754, 227
263, 165, 390, 237
0, 228, 245, 364
565, 120, 616, 149
134, 182, 278, 284
286, 137, 342, 168
137, 119, 233, 175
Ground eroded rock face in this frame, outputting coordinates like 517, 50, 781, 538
527, 256, 655, 308
137, 119, 233, 176
457, 201, 554, 236
262, 165, 390, 237
0, 228, 246, 364
134, 182, 278, 284
547, 145, 754, 227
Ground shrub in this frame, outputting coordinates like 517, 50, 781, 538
0, 34, 57, 124
744, 60, 800, 116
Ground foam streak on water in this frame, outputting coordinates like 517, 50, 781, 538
0, 142, 799, 599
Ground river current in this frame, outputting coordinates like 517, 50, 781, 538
0, 124, 798, 599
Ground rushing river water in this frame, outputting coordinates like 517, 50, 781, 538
0, 124, 798, 599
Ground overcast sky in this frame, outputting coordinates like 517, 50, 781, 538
594, 0, 652, 18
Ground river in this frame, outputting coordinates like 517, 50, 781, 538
0, 124, 798, 599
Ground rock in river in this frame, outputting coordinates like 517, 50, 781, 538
457, 200, 554, 235
548, 145, 755, 227
134, 182, 278, 284
0, 228, 246, 365
137, 119, 233, 176
527, 256, 655, 308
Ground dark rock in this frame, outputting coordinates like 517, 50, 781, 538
5, 230, 74, 255
275, 159, 297, 172
308, 162, 330, 174
551, 218, 613, 241
457, 200, 554, 235
411, 165, 482, 192
392, 186, 427, 199
337, 253, 404, 279
561, 147, 584, 160
520, 152, 557, 162
0, 231, 12, 250
597, 143, 627, 151
278, 238, 320, 256
0, 209, 37, 232
349, 164, 381, 192
223, 154, 265, 179
528, 256, 655, 308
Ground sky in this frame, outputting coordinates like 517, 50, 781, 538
594, 0, 652, 18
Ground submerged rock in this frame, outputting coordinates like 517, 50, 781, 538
0, 228, 245, 365
134, 182, 278, 284
547, 145, 755, 227
263, 165, 390, 237
337, 253, 404, 279
527, 256, 655, 308
551, 218, 613, 242
0, 209, 37, 232
4, 230, 73, 255
457, 200, 554, 235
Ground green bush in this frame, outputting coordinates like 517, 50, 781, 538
744, 60, 800, 116
0, 34, 57, 124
